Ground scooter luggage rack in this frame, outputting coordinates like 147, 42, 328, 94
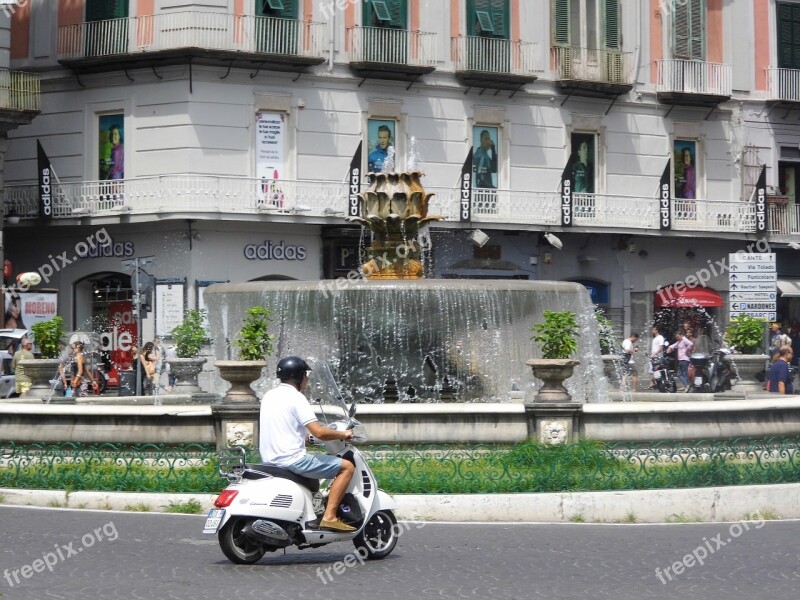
217, 446, 249, 482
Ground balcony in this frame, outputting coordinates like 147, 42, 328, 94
766, 68, 800, 103
451, 36, 539, 92
551, 46, 633, 97
767, 200, 800, 235
656, 60, 732, 107
347, 26, 436, 82
56, 11, 326, 74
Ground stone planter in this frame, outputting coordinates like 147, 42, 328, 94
19, 358, 64, 403
166, 357, 207, 394
728, 354, 769, 392
215, 360, 266, 403
526, 359, 581, 403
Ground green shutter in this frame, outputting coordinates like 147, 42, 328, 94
86, 0, 128, 22
673, 0, 704, 60
604, 0, 620, 49
468, 0, 509, 38
777, 2, 800, 69
256, 0, 297, 19
553, 0, 569, 46
364, 0, 407, 29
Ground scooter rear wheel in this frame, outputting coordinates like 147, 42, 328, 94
354, 510, 398, 560
218, 517, 268, 565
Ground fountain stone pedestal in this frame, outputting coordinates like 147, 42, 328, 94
19, 359, 66, 403
525, 359, 582, 445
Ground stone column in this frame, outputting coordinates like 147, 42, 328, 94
523, 402, 583, 445
211, 402, 261, 452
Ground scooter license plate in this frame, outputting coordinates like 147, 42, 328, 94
694, 377, 703, 386
202, 509, 225, 534
653, 371, 662, 379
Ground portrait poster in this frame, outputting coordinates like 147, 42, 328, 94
256, 112, 286, 181
367, 119, 396, 173
98, 114, 125, 181
4, 291, 58, 330
472, 126, 499, 189
570, 133, 595, 194
674, 140, 697, 200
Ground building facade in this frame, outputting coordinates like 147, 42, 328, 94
1, 0, 799, 353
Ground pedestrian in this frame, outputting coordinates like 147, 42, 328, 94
620, 333, 640, 392
667, 330, 694, 392
138, 341, 158, 395
767, 345, 794, 395
769, 322, 791, 361
646, 326, 665, 390
69, 341, 97, 398
11, 337, 34, 395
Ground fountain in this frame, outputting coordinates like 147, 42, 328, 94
204, 167, 608, 405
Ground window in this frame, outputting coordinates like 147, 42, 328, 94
256, 0, 297, 19
364, 0, 407, 29
256, 0, 298, 54
672, 0, 705, 60
467, 0, 509, 39
552, 0, 620, 50
777, 2, 800, 69
86, 0, 128, 22
85, 0, 129, 56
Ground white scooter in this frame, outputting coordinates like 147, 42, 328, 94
202, 362, 398, 565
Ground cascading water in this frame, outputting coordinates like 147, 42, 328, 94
204, 280, 609, 403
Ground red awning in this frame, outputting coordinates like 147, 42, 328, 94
654, 286, 724, 308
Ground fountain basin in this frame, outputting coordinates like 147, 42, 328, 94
204, 280, 607, 404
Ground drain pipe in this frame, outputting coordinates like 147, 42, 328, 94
328, 4, 335, 72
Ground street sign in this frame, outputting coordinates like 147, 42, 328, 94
729, 253, 777, 320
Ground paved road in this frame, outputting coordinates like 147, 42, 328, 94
0, 506, 798, 600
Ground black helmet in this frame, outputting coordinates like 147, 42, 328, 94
276, 356, 311, 382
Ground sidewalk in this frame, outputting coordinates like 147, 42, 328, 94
4, 483, 800, 523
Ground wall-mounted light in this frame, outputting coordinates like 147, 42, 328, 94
638, 250, 648, 258
686, 250, 695, 259
469, 229, 489, 247
6, 207, 20, 225
543, 232, 563, 250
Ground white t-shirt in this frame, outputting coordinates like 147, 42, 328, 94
259, 383, 317, 467
622, 338, 635, 355
650, 334, 665, 357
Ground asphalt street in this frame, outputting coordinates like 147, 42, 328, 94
0, 505, 798, 600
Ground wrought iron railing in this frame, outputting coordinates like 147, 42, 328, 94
57, 11, 325, 59
551, 46, 632, 84
451, 36, 540, 76
0, 69, 41, 112
656, 59, 732, 97
4, 438, 800, 495
766, 67, 800, 102
672, 198, 756, 232
767, 201, 800, 235
347, 26, 437, 68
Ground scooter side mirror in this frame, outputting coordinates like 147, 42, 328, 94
348, 403, 357, 418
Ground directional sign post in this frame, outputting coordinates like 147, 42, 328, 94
728, 253, 776, 321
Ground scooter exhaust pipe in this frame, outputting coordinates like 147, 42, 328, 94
243, 520, 292, 547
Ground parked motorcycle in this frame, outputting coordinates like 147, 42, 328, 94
651, 353, 677, 393
203, 361, 398, 565
689, 348, 735, 393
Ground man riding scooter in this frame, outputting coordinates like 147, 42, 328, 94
259, 356, 356, 532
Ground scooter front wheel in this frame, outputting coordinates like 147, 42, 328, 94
218, 517, 268, 565
354, 510, 398, 560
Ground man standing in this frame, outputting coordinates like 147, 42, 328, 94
769, 322, 791, 360
12, 338, 34, 395
473, 129, 498, 189
259, 356, 356, 532
768, 346, 794, 395
621, 333, 640, 392
667, 330, 694, 392
646, 326, 665, 389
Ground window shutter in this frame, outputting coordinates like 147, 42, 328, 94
604, 0, 620, 50
673, 0, 704, 60
388, 0, 407, 29
553, 0, 570, 46
468, 0, 508, 38
689, 0, 704, 60
86, 0, 128, 21
489, 0, 507, 39
257, 0, 297, 19
777, 2, 800, 69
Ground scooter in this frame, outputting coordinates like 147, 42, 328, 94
651, 353, 677, 393
689, 348, 735, 393
203, 361, 398, 565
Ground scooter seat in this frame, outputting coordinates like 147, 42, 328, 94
245, 463, 320, 493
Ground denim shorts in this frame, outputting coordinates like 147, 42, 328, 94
288, 453, 343, 480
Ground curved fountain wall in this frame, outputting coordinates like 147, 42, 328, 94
204, 280, 608, 403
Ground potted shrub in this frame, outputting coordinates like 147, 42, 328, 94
526, 310, 580, 403
216, 307, 275, 403
167, 309, 210, 394
22, 316, 66, 401
724, 315, 769, 390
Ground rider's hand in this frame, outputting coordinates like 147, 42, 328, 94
343, 429, 353, 441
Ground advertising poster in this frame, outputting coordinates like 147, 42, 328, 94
155, 280, 186, 338
367, 119, 396, 173
674, 140, 697, 199
472, 126, 498, 189
570, 132, 595, 194
4, 291, 58, 330
99, 114, 125, 181
107, 300, 136, 371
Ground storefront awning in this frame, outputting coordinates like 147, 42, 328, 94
654, 286, 724, 308
777, 280, 800, 297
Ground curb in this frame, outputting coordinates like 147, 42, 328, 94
3, 483, 800, 523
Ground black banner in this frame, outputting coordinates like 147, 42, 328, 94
755, 165, 767, 235
560, 153, 576, 227
37, 140, 53, 220
460, 147, 474, 223
347, 141, 362, 217
659, 159, 672, 230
